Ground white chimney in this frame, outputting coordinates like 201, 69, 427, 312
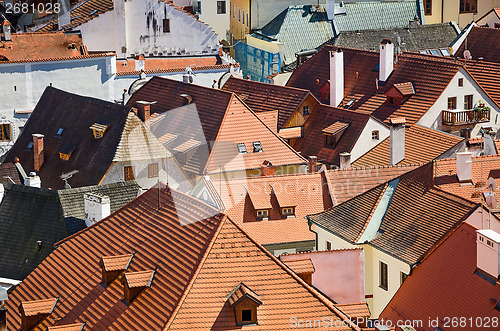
326, 0, 335, 20
379, 39, 394, 82
340, 152, 351, 169
24, 172, 41, 188
456, 152, 472, 183
477, 229, 500, 278
0, 184, 4, 204
134, 56, 145, 71
58, 0, 71, 29
329, 48, 344, 108
2, 20, 11, 42
389, 118, 405, 166
84, 193, 111, 227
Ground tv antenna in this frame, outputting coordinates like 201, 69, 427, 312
60, 170, 79, 189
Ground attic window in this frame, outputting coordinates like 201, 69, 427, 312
0, 123, 12, 141
56, 127, 64, 137
256, 209, 268, 218
227, 283, 262, 326
253, 141, 263, 153
58, 145, 76, 161
302, 106, 310, 115
27, 141, 33, 150
237, 143, 247, 154
372, 130, 379, 140
282, 207, 295, 216
163, 19, 170, 33
100, 254, 134, 286
458, 78, 464, 87
90, 123, 110, 139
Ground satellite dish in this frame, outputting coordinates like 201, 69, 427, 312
483, 191, 497, 209
488, 177, 497, 191
464, 49, 472, 60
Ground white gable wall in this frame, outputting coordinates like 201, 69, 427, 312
350, 118, 390, 163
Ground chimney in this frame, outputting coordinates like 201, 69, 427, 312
134, 55, 145, 71
260, 160, 275, 177
2, 20, 11, 41
84, 193, 111, 227
379, 39, 394, 82
58, 0, 71, 29
308, 156, 318, 173
326, 0, 335, 21
32, 134, 44, 172
389, 118, 405, 166
329, 48, 344, 108
456, 152, 473, 183
339, 152, 351, 169
476, 229, 500, 278
136, 101, 152, 122
0, 184, 4, 204
180, 94, 193, 105
24, 172, 41, 188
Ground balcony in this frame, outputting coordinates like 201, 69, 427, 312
442, 108, 490, 126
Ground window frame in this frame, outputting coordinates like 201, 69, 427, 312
217, 1, 226, 14
256, 209, 268, 218
238, 8, 241, 22
459, 0, 477, 14
447, 97, 457, 110
424, 0, 432, 15
237, 142, 247, 154
233, 4, 235, 18
458, 78, 464, 87
148, 163, 159, 178
252, 141, 263, 153
326, 241, 332, 250
163, 18, 170, 33
281, 207, 295, 216
464, 94, 473, 110
324, 134, 336, 148
0, 123, 12, 142
302, 105, 310, 115
379, 261, 388, 291
124, 166, 135, 181
400, 271, 408, 285
372, 130, 379, 140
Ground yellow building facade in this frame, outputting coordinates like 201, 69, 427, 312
424, 0, 500, 27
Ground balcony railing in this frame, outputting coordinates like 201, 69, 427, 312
442, 108, 490, 126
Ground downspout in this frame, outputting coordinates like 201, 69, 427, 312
441, 0, 444, 23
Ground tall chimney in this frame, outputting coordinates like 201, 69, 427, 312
456, 152, 473, 183
379, 39, 394, 82
134, 55, 145, 71
340, 152, 351, 169
24, 172, 41, 188
2, 20, 11, 41
477, 229, 500, 278
84, 193, 111, 227
389, 118, 405, 166
260, 160, 275, 177
58, 0, 71, 29
330, 48, 344, 108
32, 134, 44, 172
326, 0, 335, 21
308, 156, 318, 173
136, 101, 151, 122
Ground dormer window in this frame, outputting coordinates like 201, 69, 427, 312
322, 121, 349, 148
384, 82, 415, 106
227, 283, 262, 326
19, 298, 58, 331
302, 106, 310, 115
237, 143, 247, 154
253, 141, 263, 153
58, 145, 76, 161
90, 123, 110, 139
56, 127, 64, 137
282, 207, 295, 216
256, 209, 268, 218
27, 141, 33, 150
100, 254, 134, 286
121, 270, 155, 304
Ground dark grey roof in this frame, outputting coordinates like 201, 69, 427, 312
329, 22, 460, 53
0, 181, 141, 281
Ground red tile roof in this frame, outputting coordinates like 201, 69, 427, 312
322, 121, 350, 135
227, 283, 262, 306
222, 76, 315, 129
393, 82, 415, 96
462, 59, 500, 109
287, 45, 462, 126
116, 56, 222, 74
213, 172, 332, 246
100, 254, 134, 271
352, 125, 463, 167
6, 185, 361, 330
48, 323, 85, 331
20, 298, 58, 316
283, 258, 315, 274
456, 26, 500, 63
336, 303, 371, 320
381, 222, 500, 327
123, 270, 155, 288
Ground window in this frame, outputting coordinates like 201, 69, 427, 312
379, 261, 388, 290
282, 207, 294, 216
59, 153, 70, 161
247, 13, 249, 27
325, 134, 336, 147
460, 128, 471, 139
256, 209, 268, 218
148, 163, 159, 178
424, 0, 431, 15
13, 86, 16, 91
163, 19, 170, 33
237, 143, 247, 154
447, 97, 457, 110
389, 96, 396, 105
252, 141, 263, 153
372, 130, 379, 140
217, 1, 226, 14
90, 123, 110, 139
0, 123, 12, 141
56, 127, 64, 137
458, 78, 463, 87
495, 301, 500, 312
124, 166, 135, 181
242, 309, 252, 322
303, 106, 310, 115
487, 240, 494, 247
233, 5, 235, 18
27, 141, 33, 150
400, 272, 408, 285
242, 10, 245, 24
464, 94, 473, 109
460, 0, 477, 13
326, 241, 332, 250
495, 23, 500, 29
238, 8, 241, 22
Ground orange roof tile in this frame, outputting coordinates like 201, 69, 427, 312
322, 121, 350, 135
100, 254, 133, 272
468, 137, 484, 145
7, 185, 360, 330
123, 270, 155, 288
48, 323, 85, 331
247, 187, 272, 209
336, 303, 371, 320
389, 117, 406, 125
117, 57, 221, 73
283, 258, 315, 274
271, 184, 298, 207
278, 126, 302, 139
227, 283, 262, 306
20, 298, 58, 317
352, 125, 463, 167
381, 222, 500, 326
495, 139, 500, 153
393, 82, 415, 96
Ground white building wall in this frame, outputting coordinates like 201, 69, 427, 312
350, 118, 390, 163
199, 0, 230, 41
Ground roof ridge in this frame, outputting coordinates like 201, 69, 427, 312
116, 63, 238, 76
0, 52, 116, 64
328, 163, 421, 173
280, 247, 362, 258
216, 171, 321, 182
226, 76, 311, 94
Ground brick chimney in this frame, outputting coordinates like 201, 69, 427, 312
340, 152, 351, 169
456, 152, 472, 183
308, 156, 318, 173
477, 229, 500, 278
2, 20, 11, 42
330, 48, 344, 108
32, 134, 44, 172
84, 193, 111, 227
379, 39, 394, 82
260, 160, 275, 177
136, 101, 152, 122
389, 118, 405, 166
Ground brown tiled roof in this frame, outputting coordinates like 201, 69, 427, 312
20, 298, 58, 316
4, 87, 131, 189
222, 76, 314, 129
456, 26, 500, 63
322, 121, 350, 135
278, 126, 302, 139
213, 172, 332, 246
6, 185, 360, 330
100, 254, 133, 272
283, 258, 315, 274
326, 164, 420, 205
227, 283, 262, 306
293, 104, 372, 165
393, 82, 415, 96
462, 59, 500, 109
287, 45, 462, 126
0, 162, 22, 184
389, 117, 406, 125
352, 125, 463, 167
381, 222, 500, 326
123, 270, 155, 288
48, 323, 85, 331
336, 303, 371, 320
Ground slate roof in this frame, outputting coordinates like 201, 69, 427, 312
455, 26, 500, 63
6, 185, 361, 330
352, 125, 464, 167
380, 222, 500, 326
308, 164, 479, 264
287, 45, 463, 126
0, 162, 22, 184
330, 22, 459, 53
0, 181, 140, 281
213, 172, 332, 246
221, 76, 314, 130
4, 87, 131, 189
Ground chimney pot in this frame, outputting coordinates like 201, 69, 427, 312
339, 152, 351, 169
379, 39, 394, 82
2, 20, 11, 41
32, 134, 44, 172
456, 152, 473, 183
136, 101, 153, 122
84, 193, 111, 227
308, 156, 318, 173
329, 49, 344, 107
260, 160, 275, 177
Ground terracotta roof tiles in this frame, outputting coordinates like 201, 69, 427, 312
100, 254, 134, 272
227, 283, 261, 306
322, 121, 350, 135
393, 82, 415, 96
20, 298, 58, 316
336, 303, 371, 320
48, 324, 85, 331
283, 258, 315, 274
123, 270, 155, 288
116, 56, 222, 74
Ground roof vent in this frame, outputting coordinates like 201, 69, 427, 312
121, 270, 155, 304
19, 298, 58, 331
180, 94, 192, 105
99, 254, 134, 286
